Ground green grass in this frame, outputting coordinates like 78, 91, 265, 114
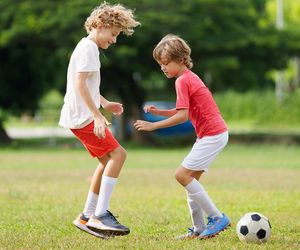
0, 144, 299, 249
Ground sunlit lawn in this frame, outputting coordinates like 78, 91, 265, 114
0, 143, 299, 249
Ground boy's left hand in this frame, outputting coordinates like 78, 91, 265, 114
134, 120, 155, 131
104, 102, 123, 116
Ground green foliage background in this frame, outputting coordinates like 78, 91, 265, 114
0, 0, 300, 138
215, 89, 300, 128
29, 89, 300, 131
1, 0, 300, 110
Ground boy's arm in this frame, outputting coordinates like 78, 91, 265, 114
100, 95, 109, 108
100, 95, 123, 116
98, 94, 113, 125
144, 105, 177, 117
134, 109, 188, 132
157, 108, 178, 117
75, 72, 106, 138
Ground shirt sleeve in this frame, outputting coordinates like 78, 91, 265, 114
76, 44, 100, 72
175, 77, 190, 109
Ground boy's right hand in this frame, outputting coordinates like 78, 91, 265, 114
93, 115, 107, 138
143, 105, 160, 115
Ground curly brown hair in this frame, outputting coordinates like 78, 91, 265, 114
84, 2, 140, 36
153, 34, 193, 69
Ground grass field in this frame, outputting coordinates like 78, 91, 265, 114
0, 143, 299, 249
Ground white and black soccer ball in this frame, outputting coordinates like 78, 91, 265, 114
236, 212, 271, 244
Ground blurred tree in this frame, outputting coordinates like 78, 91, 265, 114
130, 0, 299, 91
0, 0, 299, 142
263, 0, 300, 95
0, 0, 145, 141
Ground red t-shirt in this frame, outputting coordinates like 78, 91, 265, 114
175, 69, 227, 138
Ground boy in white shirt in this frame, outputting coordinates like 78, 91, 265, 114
59, 2, 140, 238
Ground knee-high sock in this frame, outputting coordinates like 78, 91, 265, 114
83, 191, 99, 218
187, 193, 206, 233
95, 175, 117, 216
185, 178, 222, 218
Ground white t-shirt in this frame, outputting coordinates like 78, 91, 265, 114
59, 38, 101, 129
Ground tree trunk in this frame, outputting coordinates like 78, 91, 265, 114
129, 105, 145, 143
0, 123, 11, 144
292, 57, 300, 90
275, 71, 284, 103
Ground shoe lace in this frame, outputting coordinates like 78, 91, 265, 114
187, 227, 194, 233
106, 210, 120, 224
206, 217, 215, 228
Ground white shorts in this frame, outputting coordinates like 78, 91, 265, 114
182, 131, 228, 172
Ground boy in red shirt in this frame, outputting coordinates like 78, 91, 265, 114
134, 34, 230, 239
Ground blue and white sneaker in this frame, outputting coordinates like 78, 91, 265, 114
199, 213, 231, 239
86, 210, 130, 236
175, 227, 201, 240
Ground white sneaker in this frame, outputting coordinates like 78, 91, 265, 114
73, 213, 109, 239
175, 227, 201, 240
86, 210, 130, 236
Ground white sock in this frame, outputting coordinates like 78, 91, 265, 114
94, 175, 117, 217
83, 191, 99, 218
185, 178, 222, 218
187, 194, 206, 233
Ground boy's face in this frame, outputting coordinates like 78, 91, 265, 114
158, 57, 184, 78
94, 26, 122, 49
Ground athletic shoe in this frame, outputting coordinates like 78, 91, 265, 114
175, 227, 201, 240
73, 213, 109, 239
86, 210, 130, 236
199, 213, 231, 239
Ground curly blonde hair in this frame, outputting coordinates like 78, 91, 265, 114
153, 34, 193, 69
84, 2, 140, 36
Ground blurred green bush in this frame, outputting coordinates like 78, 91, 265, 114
7, 89, 300, 131
215, 90, 300, 128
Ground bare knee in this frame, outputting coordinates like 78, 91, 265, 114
174, 168, 187, 185
118, 146, 127, 161
174, 168, 181, 182
174, 167, 199, 186
111, 146, 127, 162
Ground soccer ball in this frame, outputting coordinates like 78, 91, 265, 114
236, 212, 271, 244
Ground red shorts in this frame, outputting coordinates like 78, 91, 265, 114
71, 121, 120, 158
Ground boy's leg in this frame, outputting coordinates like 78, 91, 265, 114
175, 167, 231, 238
95, 146, 127, 216
176, 167, 222, 218
73, 156, 110, 238
82, 191, 98, 218
187, 170, 206, 233
83, 156, 109, 217
71, 125, 128, 236
176, 193, 206, 240
176, 133, 230, 238
175, 169, 206, 239
186, 179, 222, 218
87, 146, 130, 235
90, 155, 109, 193
187, 194, 206, 233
